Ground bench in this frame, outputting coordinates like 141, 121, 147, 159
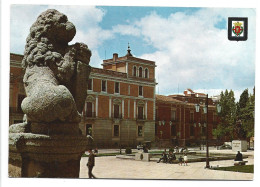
234, 161, 248, 166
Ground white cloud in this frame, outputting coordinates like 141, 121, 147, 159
10, 5, 113, 69
10, 6, 255, 101
112, 8, 256, 101
112, 24, 141, 36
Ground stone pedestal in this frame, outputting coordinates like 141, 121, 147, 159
232, 140, 247, 152
9, 122, 92, 178
135, 152, 150, 161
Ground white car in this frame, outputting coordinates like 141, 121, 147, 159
137, 145, 143, 150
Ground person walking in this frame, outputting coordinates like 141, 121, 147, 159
178, 155, 183, 166
87, 149, 96, 178
183, 153, 188, 166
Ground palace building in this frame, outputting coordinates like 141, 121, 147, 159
9, 47, 157, 148
9, 50, 220, 148
80, 47, 157, 147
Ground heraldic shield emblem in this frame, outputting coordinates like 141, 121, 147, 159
228, 17, 248, 41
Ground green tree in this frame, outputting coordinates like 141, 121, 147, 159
237, 88, 249, 118
240, 88, 255, 143
213, 89, 237, 140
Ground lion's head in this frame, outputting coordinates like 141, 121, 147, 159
22, 9, 76, 69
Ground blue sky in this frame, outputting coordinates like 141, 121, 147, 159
10, 5, 256, 100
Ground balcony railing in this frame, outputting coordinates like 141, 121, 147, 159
171, 118, 179, 122
84, 112, 96, 119
111, 113, 122, 119
9, 107, 24, 114
137, 115, 146, 120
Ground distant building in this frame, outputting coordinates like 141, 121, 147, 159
155, 89, 220, 147
9, 53, 221, 148
81, 47, 157, 147
9, 53, 25, 125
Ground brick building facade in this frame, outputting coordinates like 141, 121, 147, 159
9, 48, 157, 148
9, 53, 26, 125
9, 52, 220, 148
80, 48, 157, 147
155, 89, 220, 147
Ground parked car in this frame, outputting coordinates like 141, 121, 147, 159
219, 144, 232, 150
137, 144, 143, 150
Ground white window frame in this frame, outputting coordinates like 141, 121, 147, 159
144, 68, 149, 78
137, 125, 144, 137
133, 65, 137, 77
87, 78, 93, 91
114, 82, 120, 94
138, 66, 143, 78
138, 85, 143, 97
101, 79, 107, 93
113, 124, 120, 137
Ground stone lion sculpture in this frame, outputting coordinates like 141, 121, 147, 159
21, 9, 92, 123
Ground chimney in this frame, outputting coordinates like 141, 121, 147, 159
113, 53, 118, 61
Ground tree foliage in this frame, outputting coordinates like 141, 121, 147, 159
240, 88, 255, 139
213, 88, 255, 141
213, 89, 237, 140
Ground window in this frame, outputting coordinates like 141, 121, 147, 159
87, 79, 92, 90
86, 124, 92, 136
113, 125, 119, 137
202, 126, 206, 136
145, 68, 149, 78
86, 102, 93, 117
138, 126, 143, 137
113, 104, 120, 118
156, 109, 158, 120
171, 110, 176, 121
171, 125, 176, 136
190, 112, 194, 122
115, 82, 120, 94
190, 125, 194, 136
133, 66, 137, 76
139, 86, 143, 96
201, 114, 206, 123
138, 106, 144, 119
102, 80, 106, 92
139, 67, 143, 78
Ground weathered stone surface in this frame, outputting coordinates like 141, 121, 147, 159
21, 9, 92, 123
9, 130, 92, 177
9, 9, 92, 178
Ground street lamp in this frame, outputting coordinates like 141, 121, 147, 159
217, 104, 221, 113
194, 104, 202, 150
195, 94, 210, 168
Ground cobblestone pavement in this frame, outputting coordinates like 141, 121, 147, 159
80, 150, 254, 180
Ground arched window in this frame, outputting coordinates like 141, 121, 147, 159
133, 66, 137, 76
145, 68, 149, 78
139, 67, 143, 78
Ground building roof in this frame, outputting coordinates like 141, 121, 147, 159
91, 67, 127, 78
10, 53, 23, 62
156, 94, 183, 103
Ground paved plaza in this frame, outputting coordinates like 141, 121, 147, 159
79, 150, 254, 180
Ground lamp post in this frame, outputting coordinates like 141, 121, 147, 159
195, 94, 210, 168
195, 104, 201, 150
205, 94, 210, 168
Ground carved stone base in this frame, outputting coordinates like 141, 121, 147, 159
9, 123, 92, 178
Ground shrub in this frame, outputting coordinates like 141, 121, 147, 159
125, 147, 132, 154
